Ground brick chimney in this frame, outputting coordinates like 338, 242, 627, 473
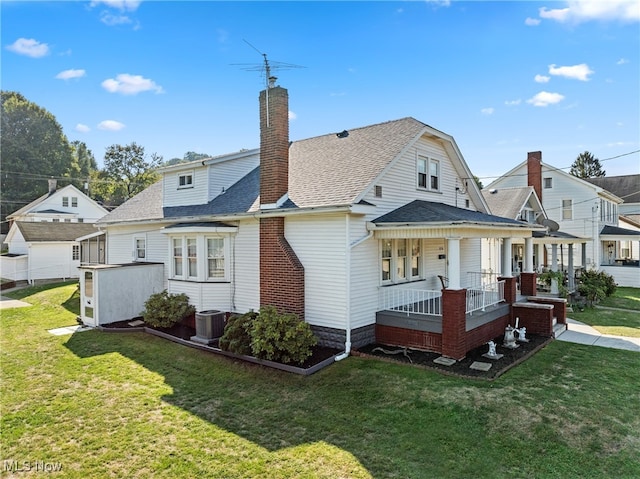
258, 79, 305, 319
527, 151, 542, 201
48, 178, 57, 195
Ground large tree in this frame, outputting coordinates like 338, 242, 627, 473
91, 142, 161, 207
569, 151, 605, 178
1, 90, 74, 232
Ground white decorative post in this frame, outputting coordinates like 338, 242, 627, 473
524, 237, 534, 273
551, 243, 559, 294
447, 237, 461, 290
502, 238, 513, 278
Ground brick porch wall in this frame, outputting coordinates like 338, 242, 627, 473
375, 324, 443, 352
513, 303, 554, 337
520, 272, 537, 297
441, 289, 467, 360
526, 296, 567, 325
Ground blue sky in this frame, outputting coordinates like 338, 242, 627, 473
2, 1, 639, 183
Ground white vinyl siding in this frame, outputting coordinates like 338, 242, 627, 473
285, 213, 347, 330
207, 153, 260, 202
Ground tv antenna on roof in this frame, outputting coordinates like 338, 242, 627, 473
232, 39, 305, 89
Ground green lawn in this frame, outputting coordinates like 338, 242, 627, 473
2, 282, 640, 478
570, 287, 640, 337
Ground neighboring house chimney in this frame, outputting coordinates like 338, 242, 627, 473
259, 79, 305, 319
48, 178, 57, 195
527, 151, 542, 201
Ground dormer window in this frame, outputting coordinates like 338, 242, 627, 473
178, 172, 194, 188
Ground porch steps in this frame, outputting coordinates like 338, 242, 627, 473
553, 318, 567, 338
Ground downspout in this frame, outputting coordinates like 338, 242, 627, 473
335, 217, 374, 361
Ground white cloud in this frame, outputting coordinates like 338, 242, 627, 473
535, 74, 550, 83
525, 17, 541, 26
481, 108, 494, 116
288, 111, 297, 121
75, 123, 91, 133
539, 1, 639, 24
98, 120, 125, 131
56, 69, 86, 80
526, 91, 565, 107
505, 99, 521, 106
101, 73, 164, 95
100, 11, 133, 26
90, 0, 141, 11
426, 0, 451, 7
548, 63, 594, 81
617, 58, 629, 65
6, 38, 50, 58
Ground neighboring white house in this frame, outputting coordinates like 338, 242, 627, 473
79, 81, 543, 359
487, 153, 640, 287
1, 180, 108, 283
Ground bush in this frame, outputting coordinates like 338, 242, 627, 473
577, 269, 617, 306
219, 311, 256, 356
142, 290, 195, 328
249, 306, 317, 365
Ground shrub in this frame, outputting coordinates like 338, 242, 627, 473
142, 290, 195, 328
219, 311, 256, 356
577, 269, 617, 306
249, 306, 317, 365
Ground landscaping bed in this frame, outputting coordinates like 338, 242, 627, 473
355, 333, 552, 380
100, 319, 341, 375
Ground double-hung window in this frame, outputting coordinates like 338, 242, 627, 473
72, 245, 80, 261
381, 239, 422, 284
134, 237, 146, 260
173, 238, 183, 277
562, 199, 573, 220
62, 197, 69, 207
187, 238, 197, 278
417, 156, 440, 192
207, 238, 225, 279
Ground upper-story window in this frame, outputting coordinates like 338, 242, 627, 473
178, 172, 194, 188
71, 197, 78, 207
543, 177, 553, 189
134, 237, 146, 260
562, 199, 573, 220
417, 156, 440, 192
62, 197, 69, 207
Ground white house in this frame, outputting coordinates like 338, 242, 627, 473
79, 81, 546, 360
487, 152, 640, 287
1, 180, 108, 283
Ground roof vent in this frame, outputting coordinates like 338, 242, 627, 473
336, 130, 349, 138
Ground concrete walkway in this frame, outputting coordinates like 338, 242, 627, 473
0, 295, 31, 309
556, 318, 640, 352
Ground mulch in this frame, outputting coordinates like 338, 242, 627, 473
101, 318, 551, 378
354, 334, 552, 380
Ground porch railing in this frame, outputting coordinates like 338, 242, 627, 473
466, 280, 505, 314
467, 271, 500, 289
378, 288, 442, 316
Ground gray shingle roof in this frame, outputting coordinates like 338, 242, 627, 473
15, 221, 99, 242
585, 175, 640, 203
481, 186, 535, 219
289, 117, 427, 207
601, 225, 640, 237
372, 200, 526, 226
99, 118, 456, 223
99, 180, 164, 223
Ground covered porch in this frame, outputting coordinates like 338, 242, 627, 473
369, 200, 544, 359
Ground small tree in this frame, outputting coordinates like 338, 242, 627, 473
569, 151, 605, 178
577, 269, 616, 306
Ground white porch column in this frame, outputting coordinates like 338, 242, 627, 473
502, 238, 513, 277
447, 237, 461, 290
551, 243, 559, 294
524, 237, 534, 273
568, 244, 575, 291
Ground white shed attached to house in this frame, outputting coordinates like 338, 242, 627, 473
78, 262, 164, 327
